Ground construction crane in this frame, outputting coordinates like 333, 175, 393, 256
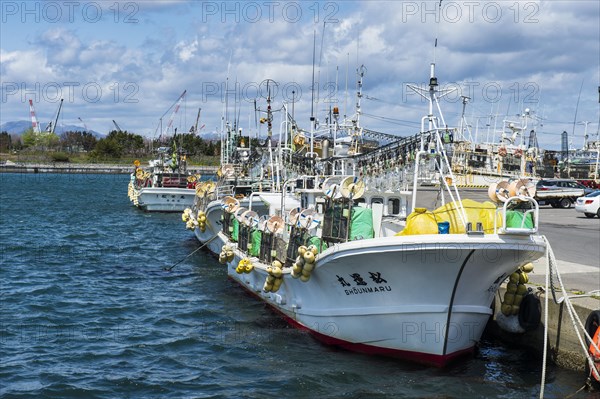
45, 99, 63, 135
190, 108, 205, 133
162, 90, 186, 139
78, 117, 88, 133
28, 99, 41, 134
112, 120, 123, 132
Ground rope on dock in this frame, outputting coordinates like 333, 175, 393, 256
539, 236, 600, 398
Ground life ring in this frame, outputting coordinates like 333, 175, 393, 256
498, 147, 508, 157
514, 148, 523, 158
518, 293, 541, 331
585, 310, 600, 383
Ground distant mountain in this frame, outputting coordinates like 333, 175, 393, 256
0, 120, 104, 138
197, 131, 220, 140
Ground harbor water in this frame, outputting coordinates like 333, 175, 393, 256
0, 173, 594, 398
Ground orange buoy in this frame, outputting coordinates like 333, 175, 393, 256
585, 310, 600, 383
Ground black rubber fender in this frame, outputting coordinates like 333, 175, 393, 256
518, 293, 541, 331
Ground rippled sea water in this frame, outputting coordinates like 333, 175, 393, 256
0, 173, 595, 398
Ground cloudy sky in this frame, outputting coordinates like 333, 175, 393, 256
1, 0, 598, 149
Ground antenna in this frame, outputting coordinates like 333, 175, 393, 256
344, 52, 349, 119
316, 21, 326, 120
571, 79, 584, 148
310, 29, 316, 123
433, 0, 443, 63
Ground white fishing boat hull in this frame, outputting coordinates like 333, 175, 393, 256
193, 200, 228, 254
135, 187, 196, 212
223, 232, 546, 366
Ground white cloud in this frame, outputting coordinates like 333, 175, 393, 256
0, 0, 598, 149
175, 37, 198, 62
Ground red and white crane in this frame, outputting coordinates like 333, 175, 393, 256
28, 99, 41, 134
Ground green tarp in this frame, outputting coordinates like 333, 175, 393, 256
308, 236, 327, 253
506, 211, 534, 229
232, 218, 239, 242
250, 230, 261, 257
350, 206, 374, 241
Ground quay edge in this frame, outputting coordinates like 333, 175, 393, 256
0, 163, 218, 175
488, 285, 599, 372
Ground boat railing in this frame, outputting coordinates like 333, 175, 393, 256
496, 196, 539, 235
216, 185, 235, 200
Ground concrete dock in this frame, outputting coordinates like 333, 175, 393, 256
0, 162, 218, 175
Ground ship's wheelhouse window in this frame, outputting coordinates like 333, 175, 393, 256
388, 198, 400, 214
371, 197, 383, 206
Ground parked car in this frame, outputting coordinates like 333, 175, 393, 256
535, 179, 595, 208
575, 190, 600, 218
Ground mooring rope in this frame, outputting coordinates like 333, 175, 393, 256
164, 233, 220, 271
539, 236, 600, 398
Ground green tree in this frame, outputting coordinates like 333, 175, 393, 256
91, 138, 122, 159
81, 132, 97, 152
22, 128, 37, 148
60, 131, 98, 152
42, 133, 60, 150
0, 131, 11, 151
91, 130, 145, 159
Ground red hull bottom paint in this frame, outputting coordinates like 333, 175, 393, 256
228, 276, 476, 367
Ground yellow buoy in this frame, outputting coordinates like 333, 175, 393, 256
503, 293, 515, 305
292, 264, 302, 274
521, 263, 534, 273
303, 251, 315, 264
516, 284, 528, 295
513, 294, 524, 306
519, 273, 529, 284
298, 246, 307, 256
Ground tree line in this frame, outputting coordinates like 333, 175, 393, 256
0, 129, 220, 160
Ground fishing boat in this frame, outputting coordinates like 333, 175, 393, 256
182, 87, 300, 252
561, 139, 600, 181
127, 91, 201, 212
128, 145, 199, 212
209, 64, 547, 366
444, 107, 545, 187
183, 68, 400, 252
